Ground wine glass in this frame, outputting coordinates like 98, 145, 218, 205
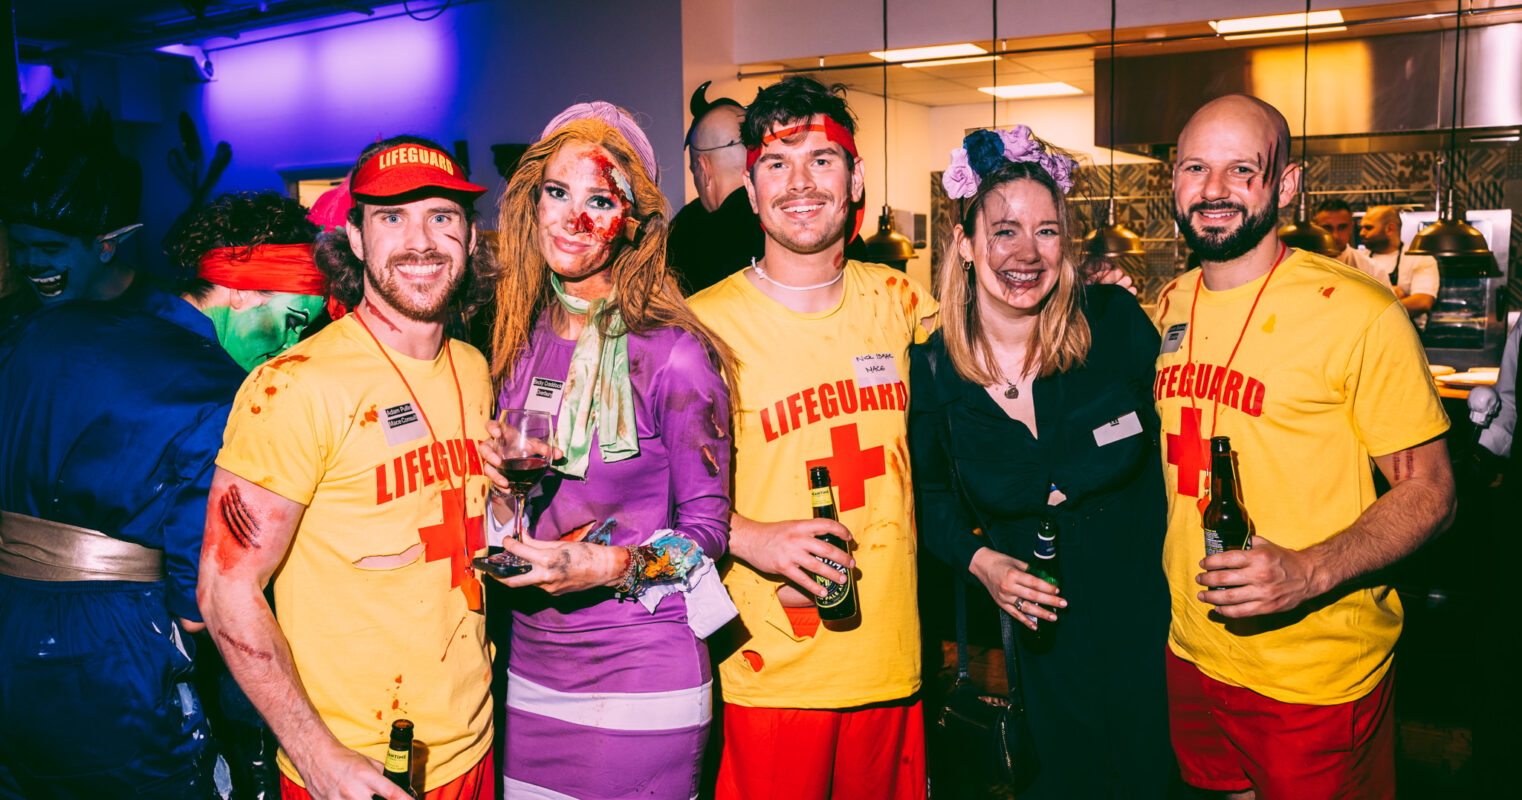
491, 408, 554, 575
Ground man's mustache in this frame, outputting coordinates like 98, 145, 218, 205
772, 192, 834, 209
1187, 201, 1248, 219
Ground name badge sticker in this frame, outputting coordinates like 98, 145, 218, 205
1093, 411, 1144, 447
382, 402, 427, 447
524, 377, 566, 415
1161, 323, 1188, 355
853, 353, 899, 388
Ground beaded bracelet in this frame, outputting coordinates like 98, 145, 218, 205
613, 545, 645, 596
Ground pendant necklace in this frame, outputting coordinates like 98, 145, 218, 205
750, 258, 844, 291
1004, 382, 1020, 399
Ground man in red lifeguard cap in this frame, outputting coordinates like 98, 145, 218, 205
200, 136, 498, 800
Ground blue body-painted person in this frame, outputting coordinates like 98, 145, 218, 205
0, 189, 328, 799
0, 90, 143, 328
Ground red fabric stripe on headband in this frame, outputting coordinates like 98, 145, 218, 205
745, 116, 859, 171
197, 244, 328, 296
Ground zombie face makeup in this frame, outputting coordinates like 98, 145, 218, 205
745, 117, 864, 256
205, 293, 325, 371
346, 197, 472, 322
1172, 108, 1294, 264
7, 223, 114, 304
536, 141, 633, 288
958, 178, 1064, 316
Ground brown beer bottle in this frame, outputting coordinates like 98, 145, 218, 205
380, 719, 418, 798
808, 467, 858, 621
1202, 436, 1253, 556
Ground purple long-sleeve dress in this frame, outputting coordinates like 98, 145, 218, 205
496, 313, 731, 800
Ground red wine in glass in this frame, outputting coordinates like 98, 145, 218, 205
502, 456, 549, 496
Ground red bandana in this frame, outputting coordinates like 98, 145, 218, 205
197, 244, 328, 296
745, 116, 866, 242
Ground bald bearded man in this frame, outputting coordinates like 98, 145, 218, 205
1359, 205, 1440, 328
1152, 94, 1454, 798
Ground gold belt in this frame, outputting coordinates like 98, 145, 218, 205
0, 510, 165, 582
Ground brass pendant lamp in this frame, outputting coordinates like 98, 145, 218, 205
1406, 0, 1497, 272
863, 0, 917, 266
1083, 0, 1145, 259
1276, 0, 1341, 257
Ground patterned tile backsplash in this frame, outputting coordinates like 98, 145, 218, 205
931, 144, 1521, 309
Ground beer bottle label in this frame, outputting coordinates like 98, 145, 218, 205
1203, 527, 1225, 557
812, 558, 849, 607
384, 747, 409, 773
810, 487, 833, 508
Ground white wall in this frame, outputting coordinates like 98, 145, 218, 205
928, 95, 1156, 168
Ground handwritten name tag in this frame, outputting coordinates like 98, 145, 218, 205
853, 353, 899, 388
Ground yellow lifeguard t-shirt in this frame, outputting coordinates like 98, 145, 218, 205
689, 261, 938, 709
216, 316, 493, 789
1152, 249, 1448, 705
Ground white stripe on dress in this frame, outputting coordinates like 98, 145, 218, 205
505, 671, 711, 731
503, 777, 698, 800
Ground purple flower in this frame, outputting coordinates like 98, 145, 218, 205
1039, 152, 1076, 194
998, 125, 1040, 162
942, 148, 980, 199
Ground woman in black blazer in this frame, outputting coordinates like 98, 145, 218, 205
909, 127, 1173, 799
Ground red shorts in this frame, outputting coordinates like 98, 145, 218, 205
280, 750, 493, 800
716, 700, 925, 800
1165, 646, 1395, 799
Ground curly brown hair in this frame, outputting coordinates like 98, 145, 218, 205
166, 190, 318, 299
313, 135, 497, 320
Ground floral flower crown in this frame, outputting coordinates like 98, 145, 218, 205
941, 125, 1076, 199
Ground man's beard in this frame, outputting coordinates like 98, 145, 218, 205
1175, 199, 1280, 263
366, 250, 466, 322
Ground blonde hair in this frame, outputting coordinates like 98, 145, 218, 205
935, 161, 1090, 386
490, 118, 735, 391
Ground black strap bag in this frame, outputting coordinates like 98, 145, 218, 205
925, 346, 1041, 795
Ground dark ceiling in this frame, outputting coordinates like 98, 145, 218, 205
13, 0, 394, 55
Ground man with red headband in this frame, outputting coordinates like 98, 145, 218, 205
0, 190, 325, 798
688, 76, 935, 800
199, 135, 497, 800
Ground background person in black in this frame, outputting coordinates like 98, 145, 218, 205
669, 81, 867, 294
908, 128, 1174, 799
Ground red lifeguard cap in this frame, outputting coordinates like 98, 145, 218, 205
350, 143, 487, 200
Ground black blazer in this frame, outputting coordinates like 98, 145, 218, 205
908, 285, 1166, 585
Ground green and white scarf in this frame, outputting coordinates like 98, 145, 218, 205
550, 274, 639, 478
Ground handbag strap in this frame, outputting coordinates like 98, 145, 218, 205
925, 343, 1027, 713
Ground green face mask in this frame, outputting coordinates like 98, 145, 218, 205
205, 293, 326, 372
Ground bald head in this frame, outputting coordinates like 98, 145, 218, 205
1173, 94, 1300, 267
1179, 94, 1292, 179
1360, 205, 1403, 253
689, 104, 747, 211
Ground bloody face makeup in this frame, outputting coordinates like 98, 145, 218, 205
346, 197, 472, 323
745, 116, 863, 256
535, 141, 632, 288
1172, 112, 1291, 264
8, 223, 111, 304
959, 178, 1064, 316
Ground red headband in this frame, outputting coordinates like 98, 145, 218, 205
744, 116, 859, 171
197, 244, 328, 296
350, 143, 487, 201
745, 116, 866, 243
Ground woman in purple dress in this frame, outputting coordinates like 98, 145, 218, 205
479, 102, 737, 800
